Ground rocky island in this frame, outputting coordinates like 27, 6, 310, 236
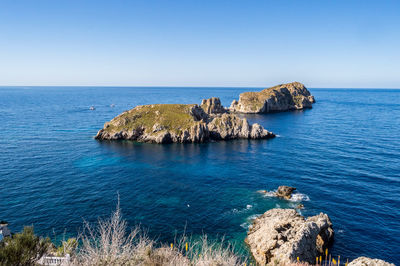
230, 81, 315, 113
95, 97, 275, 143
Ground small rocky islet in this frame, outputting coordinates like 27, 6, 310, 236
230, 81, 315, 113
95, 81, 314, 143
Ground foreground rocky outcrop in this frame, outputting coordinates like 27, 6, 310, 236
230, 82, 315, 113
95, 98, 275, 143
245, 208, 334, 265
348, 257, 395, 266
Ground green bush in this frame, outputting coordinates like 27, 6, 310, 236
0, 226, 51, 266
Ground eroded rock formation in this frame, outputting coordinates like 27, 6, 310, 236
230, 82, 315, 113
245, 208, 334, 265
200, 97, 226, 114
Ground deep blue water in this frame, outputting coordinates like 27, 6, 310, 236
0, 87, 399, 264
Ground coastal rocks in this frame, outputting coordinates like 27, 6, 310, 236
230, 82, 315, 113
206, 113, 271, 140
258, 186, 297, 200
95, 98, 275, 143
348, 257, 395, 266
276, 186, 296, 200
245, 208, 334, 265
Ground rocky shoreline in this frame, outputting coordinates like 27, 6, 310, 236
246, 208, 394, 265
246, 186, 395, 265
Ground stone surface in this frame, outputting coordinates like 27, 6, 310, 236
95, 98, 275, 143
230, 82, 315, 113
245, 208, 334, 265
200, 97, 226, 114
275, 186, 297, 200
348, 257, 395, 266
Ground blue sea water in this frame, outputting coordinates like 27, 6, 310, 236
0, 87, 399, 264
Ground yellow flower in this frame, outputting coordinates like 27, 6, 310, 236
185, 242, 188, 252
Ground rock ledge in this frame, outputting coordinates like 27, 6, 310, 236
245, 208, 333, 265
348, 257, 395, 266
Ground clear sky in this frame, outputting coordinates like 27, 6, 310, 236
0, 0, 399, 88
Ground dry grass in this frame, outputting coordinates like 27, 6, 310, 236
103, 104, 198, 135
70, 200, 246, 266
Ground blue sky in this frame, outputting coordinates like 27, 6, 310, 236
0, 0, 399, 88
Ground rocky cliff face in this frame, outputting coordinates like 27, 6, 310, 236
230, 82, 315, 113
95, 98, 275, 143
200, 97, 226, 114
245, 208, 334, 265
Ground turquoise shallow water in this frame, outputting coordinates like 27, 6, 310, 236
0, 87, 399, 264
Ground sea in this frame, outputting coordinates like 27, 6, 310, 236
0, 86, 399, 264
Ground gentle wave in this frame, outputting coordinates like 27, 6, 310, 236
240, 214, 261, 229
289, 193, 310, 202
231, 204, 253, 214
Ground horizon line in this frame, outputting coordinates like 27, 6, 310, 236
0, 85, 400, 90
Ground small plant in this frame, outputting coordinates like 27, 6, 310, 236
56, 238, 78, 256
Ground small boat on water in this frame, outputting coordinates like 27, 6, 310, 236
89, 106, 95, 110
110, 104, 115, 107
